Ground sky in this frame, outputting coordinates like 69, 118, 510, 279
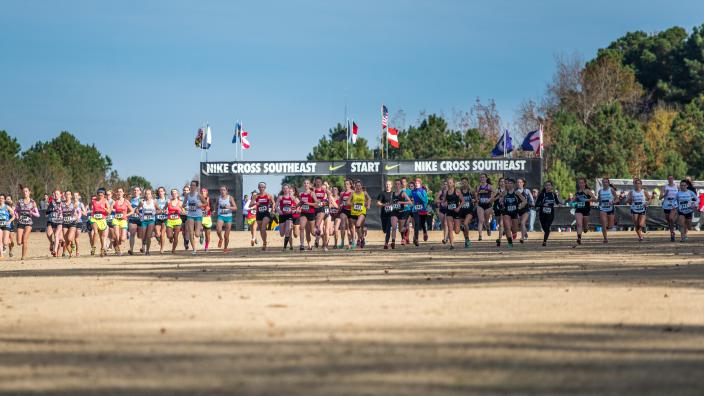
1, 0, 703, 192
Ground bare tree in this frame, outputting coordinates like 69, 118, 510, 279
470, 98, 501, 140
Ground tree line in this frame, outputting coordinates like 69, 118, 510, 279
0, 131, 152, 200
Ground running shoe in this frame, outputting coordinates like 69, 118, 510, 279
391, 241, 395, 249
251, 239, 255, 247
478, 236, 483, 241
670, 232, 676, 242
384, 244, 389, 250
204, 242, 209, 251
487, 228, 492, 236
300, 245, 305, 251
199, 235, 204, 245
519, 238, 524, 244
192, 249, 197, 255
542, 241, 547, 247
464, 239, 470, 248
360, 238, 366, 249
577, 236, 582, 245
508, 242, 513, 248
91, 247, 96, 256
496, 239, 500, 247
449, 245, 455, 250
423, 232, 428, 242
414, 239, 419, 247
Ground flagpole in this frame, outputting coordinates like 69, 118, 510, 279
380, 104, 384, 160
241, 122, 244, 162
345, 105, 349, 160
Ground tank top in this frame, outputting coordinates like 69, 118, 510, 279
477, 185, 492, 205
662, 184, 678, 209
0, 204, 10, 226
129, 197, 141, 219
156, 198, 168, 220
279, 195, 294, 215
255, 194, 271, 213
218, 196, 233, 217
113, 199, 130, 220
575, 190, 590, 208
141, 200, 156, 221
47, 199, 63, 223
598, 188, 614, 211
61, 201, 74, 223
379, 191, 394, 214
18, 199, 35, 225
460, 188, 473, 209
350, 192, 366, 216
677, 190, 696, 213
185, 193, 203, 217
503, 192, 519, 214
314, 188, 327, 207
539, 191, 558, 214
299, 192, 316, 214
92, 199, 108, 218
330, 197, 340, 215
167, 200, 182, 219
446, 189, 460, 211
630, 190, 646, 213
341, 191, 352, 210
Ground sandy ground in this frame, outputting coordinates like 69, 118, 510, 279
0, 230, 703, 396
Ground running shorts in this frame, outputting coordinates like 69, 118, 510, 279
202, 216, 213, 229
112, 219, 128, 229
166, 218, 182, 228
217, 215, 233, 224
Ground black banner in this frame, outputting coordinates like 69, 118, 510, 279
201, 159, 538, 176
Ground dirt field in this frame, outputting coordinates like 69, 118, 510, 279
0, 230, 703, 395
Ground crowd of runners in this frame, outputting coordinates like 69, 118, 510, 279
0, 175, 699, 260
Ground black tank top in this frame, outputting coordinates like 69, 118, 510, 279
503, 192, 519, 214
446, 189, 460, 210
461, 188, 473, 208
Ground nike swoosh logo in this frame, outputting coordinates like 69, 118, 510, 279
329, 164, 345, 171
384, 164, 400, 170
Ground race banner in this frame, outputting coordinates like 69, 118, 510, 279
201, 159, 537, 176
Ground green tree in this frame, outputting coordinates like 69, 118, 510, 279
126, 175, 153, 191
0, 130, 25, 198
544, 159, 575, 200
670, 96, 704, 177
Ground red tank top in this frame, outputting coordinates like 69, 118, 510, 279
299, 192, 316, 214
113, 199, 129, 214
92, 199, 108, 215
256, 194, 271, 212
314, 188, 326, 203
167, 200, 181, 219
279, 196, 294, 214
341, 191, 352, 209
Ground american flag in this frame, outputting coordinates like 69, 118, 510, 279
381, 105, 389, 129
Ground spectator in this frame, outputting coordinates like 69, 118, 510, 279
618, 190, 628, 205
39, 194, 49, 210
649, 189, 660, 206
566, 192, 575, 205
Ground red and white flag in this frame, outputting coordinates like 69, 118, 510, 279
241, 130, 251, 150
387, 127, 399, 148
352, 121, 358, 143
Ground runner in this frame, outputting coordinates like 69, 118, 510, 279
184, 180, 207, 255
137, 188, 157, 255
216, 186, 237, 253
534, 180, 561, 246
89, 188, 110, 257
411, 178, 430, 245
0, 194, 16, 259
459, 177, 475, 248
166, 188, 185, 253
297, 180, 318, 251
111, 187, 133, 256
253, 182, 274, 251
73, 192, 87, 256
200, 188, 213, 252
329, 186, 342, 249
15, 187, 40, 260
597, 178, 617, 243
106, 190, 115, 251
660, 175, 679, 242
376, 180, 395, 249
276, 183, 297, 251
574, 178, 595, 245
491, 177, 506, 247
244, 191, 258, 246
498, 178, 526, 248
338, 179, 354, 249
60, 191, 78, 258
516, 178, 534, 243
291, 186, 301, 242
349, 180, 372, 249
45, 189, 64, 257
442, 178, 465, 250
154, 187, 169, 254
627, 178, 650, 242
127, 186, 143, 255
475, 174, 493, 241
676, 179, 698, 242
400, 177, 414, 244
435, 181, 448, 244
181, 185, 191, 250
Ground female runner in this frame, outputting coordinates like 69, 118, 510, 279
499, 178, 526, 247
312, 177, 329, 248
276, 183, 298, 251
200, 188, 213, 252
400, 177, 414, 244
491, 178, 506, 247
435, 181, 448, 244
475, 174, 493, 241
0, 194, 16, 259
459, 177, 475, 248
106, 190, 115, 251
89, 188, 110, 257
111, 188, 133, 256
297, 180, 318, 251
411, 178, 430, 245
253, 182, 274, 251
534, 180, 561, 246
154, 187, 169, 254
319, 182, 336, 251
349, 180, 371, 249
597, 178, 617, 243
377, 180, 395, 249
45, 189, 64, 257
61, 191, 78, 258
216, 186, 237, 253
137, 188, 157, 255
5, 196, 16, 258
676, 179, 699, 242
660, 176, 679, 242
291, 186, 301, 242
627, 178, 650, 242
166, 189, 185, 253
329, 186, 342, 249
16, 187, 40, 260
338, 179, 353, 249
128, 186, 143, 255
184, 181, 206, 255
442, 178, 465, 250
574, 178, 595, 245
516, 178, 534, 243
73, 192, 87, 256
390, 179, 412, 248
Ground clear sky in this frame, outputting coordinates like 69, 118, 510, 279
2, 0, 703, 192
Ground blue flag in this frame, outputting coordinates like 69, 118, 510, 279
491, 130, 513, 157
232, 122, 241, 144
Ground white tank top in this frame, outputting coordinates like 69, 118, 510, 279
662, 184, 678, 209
218, 195, 232, 216
630, 190, 646, 213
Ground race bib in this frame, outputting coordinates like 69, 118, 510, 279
19, 215, 32, 225
93, 213, 103, 220
258, 205, 268, 213
63, 215, 73, 223
384, 205, 393, 213
461, 202, 470, 209
188, 203, 197, 211
301, 204, 310, 211
142, 214, 154, 221
447, 204, 457, 210
156, 214, 168, 220
392, 203, 401, 210
479, 197, 489, 204
507, 205, 517, 212
353, 203, 363, 211
542, 207, 552, 214
220, 208, 232, 215
324, 207, 330, 214
0, 221, 6, 227
601, 200, 612, 208
282, 206, 291, 213
168, 213, 180, 220
415, 204, 423, 210
115, 213, 124, 219
576, 201, 585, 208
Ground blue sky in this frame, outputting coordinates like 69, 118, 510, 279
2, 0, 703, 192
